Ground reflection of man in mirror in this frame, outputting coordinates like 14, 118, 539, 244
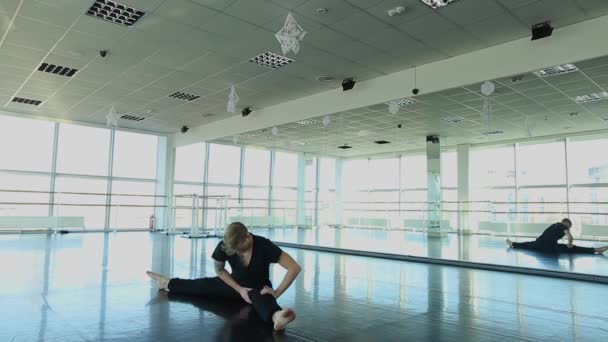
507, 218, 608, 254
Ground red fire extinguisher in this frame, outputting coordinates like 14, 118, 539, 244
149, 215, 155, 232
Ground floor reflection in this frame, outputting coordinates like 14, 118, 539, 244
0, 232, 607, 341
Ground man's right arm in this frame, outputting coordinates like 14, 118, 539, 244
214, 260, 244, 292
565, 229, 574, 247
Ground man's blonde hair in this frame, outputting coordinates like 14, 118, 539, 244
222, 222, 249, 256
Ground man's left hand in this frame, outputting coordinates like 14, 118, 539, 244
260, 286, 277, 298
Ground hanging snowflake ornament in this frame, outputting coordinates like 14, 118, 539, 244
387, 100, 400, 114
322, 115, 331, 127
232, 135, 239, 144
275, 13, 307, 55
481, 99, 492, 125
480, 81, 495, 96
106, 105, 119, 127
227, 86, 239, 113
272, 127, 279, 135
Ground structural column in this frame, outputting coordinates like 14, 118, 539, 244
158, 136, 175, 232
426, 135, 445, 237
457, 144, 471, 234
296, 154, 307, 227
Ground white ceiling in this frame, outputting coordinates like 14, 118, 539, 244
215, 55, 608, 157
1, 0, 608, 133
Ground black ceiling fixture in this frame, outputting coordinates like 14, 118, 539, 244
342, 78, 356, 91
241, 107, 252, 117
337, 145, 352, 149
374, 140, 390, 144
531, 21, 553, 41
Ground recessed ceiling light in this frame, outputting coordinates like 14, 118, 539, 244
120, 114, 145, 121
37, 63, 78, 77
249, 52, 294, 69
86, 0, 146, 27
533, 64, 578, 78
419, 0, 459, 9
481, 130, 504, 136
11, 97, 42, 106
317, 8, 328, 14
574, 92, 608, 103
168, 91, 200, 102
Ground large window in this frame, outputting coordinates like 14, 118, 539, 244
441, 151, 457, 188
568, 138, 608, 184
208, 144, 240, 185
0, 116, 54, 172
243, 148, 270, 186
369, 158, 399, 190
273, 151, 298, 188
174, 143, 206, 183
56, 124, 111, 176
518, 141, 566, 186
470, 146, 515, 188
54, 176, 108, 229
0, 173, 50, 216
109, 180, 156, 229
402, 155, 426, 189
343, 159, 369, 191
112, 131, 158, 179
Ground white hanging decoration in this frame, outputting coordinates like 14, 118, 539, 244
226, 86, 239, 113
232, 135, 239, 144
322, 115, 331, 127
271, 127, 279, 135
387, 100, 400, 114
106, 105, 119, 127
525, 117, 535, 137
480, 81, 496, 126
275, 13, 307, 55
480, 81, 495, 96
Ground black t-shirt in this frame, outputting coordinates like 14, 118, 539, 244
537, 222, 568, 244
211, 234, 283, 288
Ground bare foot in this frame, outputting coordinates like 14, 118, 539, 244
595, 246, 608, 255
506, 238, 513, 248
146, 271, 170, 290
272, 309, 296, 330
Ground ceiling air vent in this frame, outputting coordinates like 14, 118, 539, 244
168, 91, 200, 102
574, 92, 608, 103
249, 52, 294, 69
295, 119, 320, 125
38, 63, 78, 77
374, 140, 390, 144
442, 116, 465, 124
121, 114, 145, 121
86, 0, 146, 27
533, 64, 578, 78
481, 130, 504, 136
420, 0, 459, 9
337, 145, 352, 149
12, 97, 42, 106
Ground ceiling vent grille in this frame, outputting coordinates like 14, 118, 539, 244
481, 130, 504, 136
442, 116, 465, 124
168, 91, 200, 102
12, 97, 42, 106
337, 145, 352, 149
295, 119, 320, 125
574, 92, 608, 103
420, 0, 459, 9
374, 140, 390, 144
121, 114, 145, 121
534, 64, 578, 78
86, 0, 146, 27
38, 63, 78, 77
249, 52, 294, 69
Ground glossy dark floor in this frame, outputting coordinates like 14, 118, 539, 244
256, 227, 608, 277
1, 232, 608, 341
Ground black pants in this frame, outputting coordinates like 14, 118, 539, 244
168, 277, 282, 323
512, 241, 595, 254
